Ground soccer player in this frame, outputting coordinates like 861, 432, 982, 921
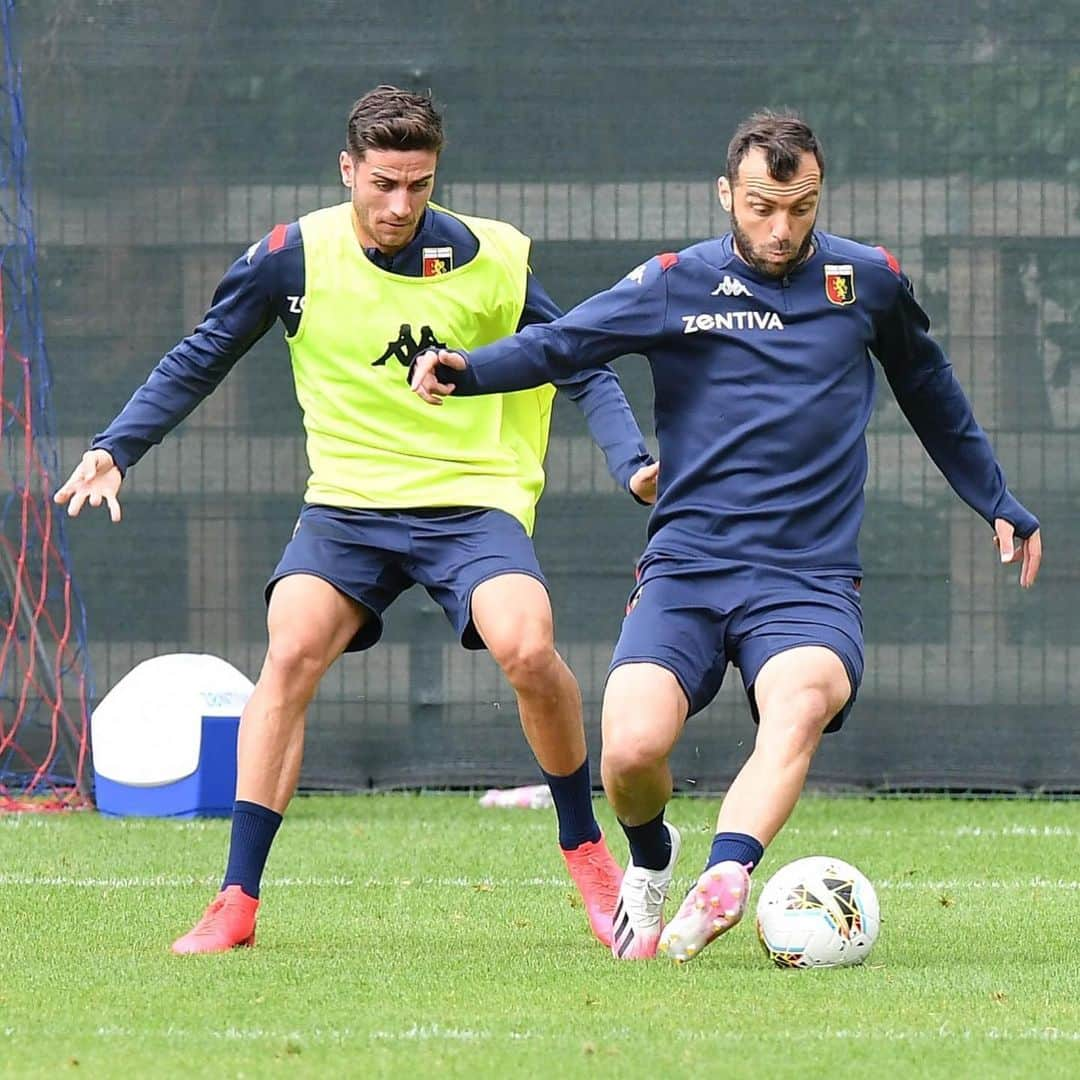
55, 86, 657, 954
410, 111, 1043, 962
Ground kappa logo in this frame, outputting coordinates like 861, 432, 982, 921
710, 275, 753, 298
628, 252, 678, 285
372, 323, 448, 367
681, 310, 785, 334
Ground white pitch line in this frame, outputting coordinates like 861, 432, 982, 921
3, 1024, 1079, 1045
1, 874, 1080, 890
4, 820, 1076, 839
876, 878, 1080, 890
0, 874, 550, 888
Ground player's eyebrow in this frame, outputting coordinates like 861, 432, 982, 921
369, 168, 435, 184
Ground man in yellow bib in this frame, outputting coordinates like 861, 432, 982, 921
55, 86, 656, 954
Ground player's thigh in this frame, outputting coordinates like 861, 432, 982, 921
610, 568, 732, 718
736, 571, 864, 734
409, 508, 549, 652
470, 572, 555, 665
265, 573, 367, 676
752, 645, 853, 739
602, 661, 689, 766
267, 504, 413, 652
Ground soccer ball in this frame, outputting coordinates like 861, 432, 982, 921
755, 855, 880, 969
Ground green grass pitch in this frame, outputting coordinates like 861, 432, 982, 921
2, 794, 1079, 1078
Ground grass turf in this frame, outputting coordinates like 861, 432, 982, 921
1, 794, 1079, 1078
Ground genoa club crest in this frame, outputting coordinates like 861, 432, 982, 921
422, 246, 453, 276
824, 263, 856, 306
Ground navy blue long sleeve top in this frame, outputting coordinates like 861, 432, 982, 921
441, 232, 1038, 574
91, 206, 653, 493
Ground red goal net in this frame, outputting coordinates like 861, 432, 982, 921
1, 0, 92, 811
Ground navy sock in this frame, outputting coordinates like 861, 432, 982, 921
541, 757, 601, 850
707, 831, 765, 873
620, 810, 671, 871
221, 800, 283, 899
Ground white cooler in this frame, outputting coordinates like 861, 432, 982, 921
91, 653, 254, 818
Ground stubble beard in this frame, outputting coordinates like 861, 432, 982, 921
729, 211, 816, 279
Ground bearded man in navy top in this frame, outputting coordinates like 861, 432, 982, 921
411, 111, 1043, 963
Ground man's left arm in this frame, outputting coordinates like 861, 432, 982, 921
520, 274, 655, 503
873, 268, 1042, 585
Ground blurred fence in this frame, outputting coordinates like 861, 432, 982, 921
15, 0, 1079, 791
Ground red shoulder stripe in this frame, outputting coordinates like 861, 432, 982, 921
657, 252, 679, 271
267, 223, 288, 253
876, 245, 900, 275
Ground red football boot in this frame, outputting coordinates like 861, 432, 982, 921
171, 885, 259, 955
561, 833, 624, 948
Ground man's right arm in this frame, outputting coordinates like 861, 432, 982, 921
430, 255, 672, 397
89, 231, 292, 472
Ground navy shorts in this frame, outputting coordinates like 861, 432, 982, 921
610, 557, 864, 732
267, 504, 546, 652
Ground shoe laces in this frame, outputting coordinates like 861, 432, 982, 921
622, 870, 668, 928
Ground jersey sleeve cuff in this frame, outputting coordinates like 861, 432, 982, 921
620, 453, 656, 504
992, 490, 1039, 538
88, 437, 130, 478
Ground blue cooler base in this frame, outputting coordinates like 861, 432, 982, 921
95, 715, 240, 818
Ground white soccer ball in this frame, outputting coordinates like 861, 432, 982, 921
755, 855, 880, 969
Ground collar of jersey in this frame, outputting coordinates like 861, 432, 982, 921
354, 208, 480, 284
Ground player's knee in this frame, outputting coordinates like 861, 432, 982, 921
601, 724, 667, 782
790, 684, 839, 728
759, 685, 842, 754
488, 627, 556, 690
264, 633, 330, 692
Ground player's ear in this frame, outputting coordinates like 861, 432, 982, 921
339, 150, 353, 189
717, 176, 733, 212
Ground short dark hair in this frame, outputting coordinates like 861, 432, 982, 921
725, 110, 824, 184
346, 85, 445, 159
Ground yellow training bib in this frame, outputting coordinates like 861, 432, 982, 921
286, 202, 556, 533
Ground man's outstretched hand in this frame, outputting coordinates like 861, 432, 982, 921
994, 518, 1042, 588
410, 349, 467, 405
53, 449, 123, 523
